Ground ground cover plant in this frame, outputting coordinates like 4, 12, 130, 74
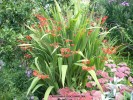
18, 0, 133, 99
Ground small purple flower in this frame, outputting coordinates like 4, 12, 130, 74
25, 69, 32, 77
121, 1, 129, 6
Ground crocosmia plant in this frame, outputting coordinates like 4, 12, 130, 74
18, 0, 132, 99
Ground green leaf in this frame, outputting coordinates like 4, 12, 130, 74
35, 57, 41, 72
18, 44, 32, 47
44, 86, 54, 100
27, 77, 40, 96
61, 65, 68, 87
88, 70, 103, 93
77, 51, 86, 58
58, 57, 62, 78
41, 34, 49, 40
74, 63, 85, 67
32, 84, 44, 93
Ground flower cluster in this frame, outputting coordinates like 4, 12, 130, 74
121, 1, 129, 6
33, 70, 49, 80
50, 87, 103, 100
105, 62, 130, 79
35, 14, 48, 27
60, 48, 78, 58
102, 47, 116, 54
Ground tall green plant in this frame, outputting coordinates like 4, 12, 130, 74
22, 0, 116, 97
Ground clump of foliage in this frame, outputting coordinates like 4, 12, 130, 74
99, 0, 133, 56
20, 0, 122, 99
0, 67, 29, 100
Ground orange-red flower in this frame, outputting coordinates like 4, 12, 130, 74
35, 14, 48, 27
65, 39, 73, 43
57, 27, 61, 31
82, 66, 95, 71
88, 30, 93, 35
37, 74, 49, 79
33, 70, 49, 80
24, 54, 32, 59
82, 60, 90, 65
102, 47, 116, 55
33, 70, 38, 76
20, 45, 32, 51
101, 16, 108, 24
26, 35, 32, 41
36, 14, 47, 21
102, 39, 108, 43
40, 75, 49, 80
60, 48, 71, 53
70, 44, 75, 46
50, 43, 59, 48
17, 40, 25, 44
60, 48, 71, 58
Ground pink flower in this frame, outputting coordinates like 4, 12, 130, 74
115, 93, 124, 100
117, 67, 130, 73
58, 87, 72, 96
109, 77, 114, 82
105, 64, 116, 68
128, 76, 133, 83
86, 82, 93, 88
96, 70, 103, 75
90, 81, 97, 86
98, 78, 108, 84
96, 70, 109, 78
67, 91, 80, 96
91, 91, 102, 100
101, 84, 109, 92
82, 92, 93, 100
101, 72, 109, 78
120, 85, 133, 94
115, 72, 126, 78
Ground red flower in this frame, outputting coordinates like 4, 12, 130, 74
102, 47, 116, 55
33, 70, 38, 76
88, 30, 93, 35
40, 75, 49, 80
24, 54, 32, 59
82, 60, 90, 65
101, 16, 108, 24
82, 66, 95, 71
20, 46, 32, 51
35, 14, 47, 21
57, 27, 61, 31
35, 14, 48, 27
50, 43, 59, 48
26, 35, 32, 41
60, 48, 71, 58
65, 39, 73, 43
60, 48, 71, 53
102, 39, 108, 43
70, 44, 75, 46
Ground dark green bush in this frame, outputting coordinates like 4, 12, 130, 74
99, 0, 133, 56
0, 67, 29, 100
